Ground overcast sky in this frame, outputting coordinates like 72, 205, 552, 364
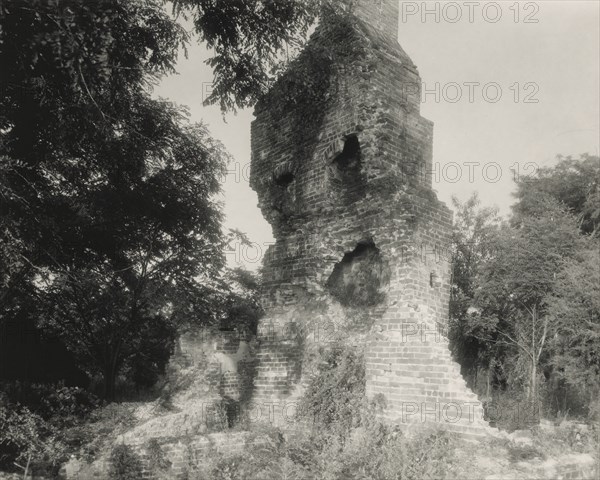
154, 1, 599, 269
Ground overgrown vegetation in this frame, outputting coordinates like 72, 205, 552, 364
297, 343, 372, 441
449, 155, 600, 426
178, 426, 455, 480
0, 403, 66, 477
180, 342, 456, 480
108, 444, 144, 480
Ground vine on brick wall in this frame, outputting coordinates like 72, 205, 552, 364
297, 342, 386, 444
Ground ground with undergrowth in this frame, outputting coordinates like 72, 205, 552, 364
50, 345, 599, 480
1, 344, 598, 479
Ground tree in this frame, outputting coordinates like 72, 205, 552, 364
474, 196, 583, 410
219, 267, 263, 335
29, 112, 228, 399
1, 1, 226, 398
0, 159, 38, 330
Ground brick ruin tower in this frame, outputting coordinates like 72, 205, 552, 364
249, 0, 491, 440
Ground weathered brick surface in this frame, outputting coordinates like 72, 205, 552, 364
249, 0, 491, 437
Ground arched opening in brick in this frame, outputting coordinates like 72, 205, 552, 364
326, 241, 390, 307
329, 134, 366, 203
333, 134, 361, 170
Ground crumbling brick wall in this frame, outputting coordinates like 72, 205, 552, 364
249, 0, 490, 438
178, 330, 256, 404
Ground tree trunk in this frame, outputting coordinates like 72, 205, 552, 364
531, 306, 536, 404
102, 341, 123, 401
529, 357, 540, 424
103, 353, 120, 401
531, 359, 537, 404
103, 365, 116, 401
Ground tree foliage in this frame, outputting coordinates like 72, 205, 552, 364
1, 0, 227, 398
0, 403, 66, 475
171, 0, 346, 111
514, 154, 600, 236
546, 246, 600, 396
450, 157, 599, 418
474, 198, 583, 403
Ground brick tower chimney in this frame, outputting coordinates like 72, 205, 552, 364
248, 0, 493, 441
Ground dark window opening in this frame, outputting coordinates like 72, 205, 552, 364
333, 135, 361, 170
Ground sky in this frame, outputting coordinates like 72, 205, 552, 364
153, 1, 600, 269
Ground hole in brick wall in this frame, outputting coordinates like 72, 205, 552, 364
326, 241, 390, 307
275, 171, 295, 187
328, 134, 366, 204
269, 167, 296, 224
430, 271, 442, 288
333, 134, 361, 170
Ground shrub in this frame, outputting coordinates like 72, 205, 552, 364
147, 438, 171, 474
330, 426, 455, 480
109, 444, 144, 480
297, 342, 368, 443
485, 388, 540, 432
62, 403, 137, 463
183, 429, 313, 480
588, 397, 600, 424
531, 420, 597, 456
0, 381, 99, 425
0, 404, 67, 476
179, 425, 456, 480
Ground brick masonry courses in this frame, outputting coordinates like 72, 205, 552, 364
249, 0, 494, 439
